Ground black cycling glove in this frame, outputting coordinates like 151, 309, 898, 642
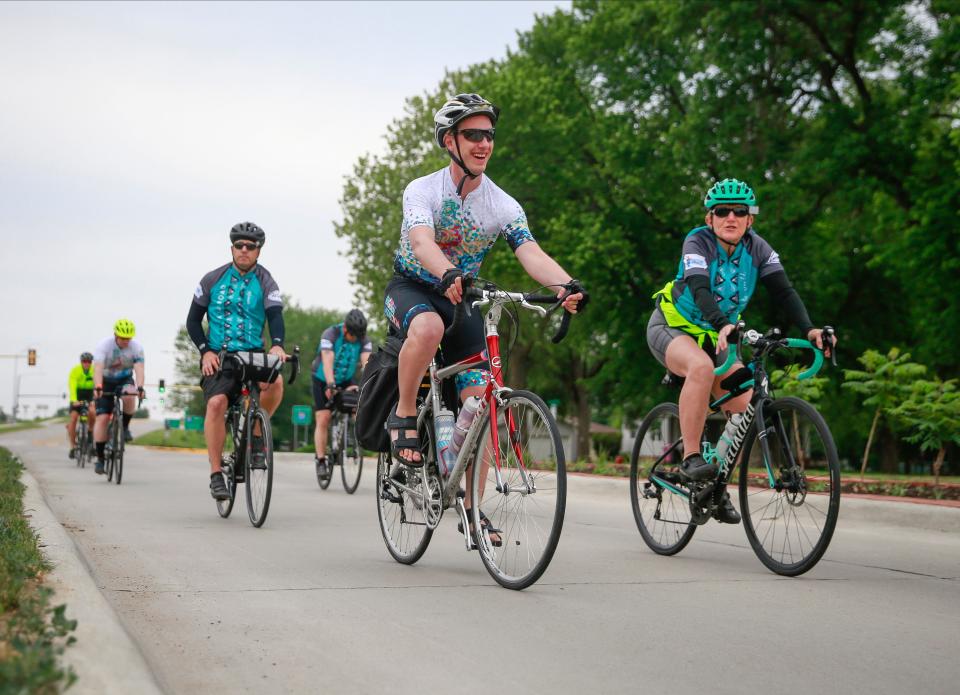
564, 280, 589, 313
439, 267, 464, 293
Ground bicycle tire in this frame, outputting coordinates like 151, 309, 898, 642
105, 419, 116, 482
376, 416, 433, 565
470, 390, 566, 590
245, 408, 274, 527
629, 402, 696, 555
216, 455, 237, 518
738, 396, 841, 576
114, 410, 124, 485
76, 421, 87, 468
316, 456, 334, 489
341, 416, 363, 494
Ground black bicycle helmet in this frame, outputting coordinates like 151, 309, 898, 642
230, 222, 266, 246
344, 309, 367, 339
80, 352, 93, 362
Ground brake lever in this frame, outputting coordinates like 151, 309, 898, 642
823, 326, 837, 366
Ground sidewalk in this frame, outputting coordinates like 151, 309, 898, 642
21, 468, 166, 695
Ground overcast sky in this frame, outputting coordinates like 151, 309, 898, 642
0, 0, 566, 419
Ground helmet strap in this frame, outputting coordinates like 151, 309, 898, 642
450, 131, 479, 197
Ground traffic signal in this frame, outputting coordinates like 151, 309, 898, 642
27, 349, 36, 366
158, 378, 165, 393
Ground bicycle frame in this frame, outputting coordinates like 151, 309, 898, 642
650, 330, 825, 503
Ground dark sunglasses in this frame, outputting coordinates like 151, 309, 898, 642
459, 128, 496, 143
712, 206, 750, 218
233, 241, 260, 251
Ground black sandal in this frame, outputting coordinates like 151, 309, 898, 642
459, 509, 503, 547
387, 406, 422, 467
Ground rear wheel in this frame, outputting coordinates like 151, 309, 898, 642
376, 416, 433, 565
738, 397, 841, 576
245, 408, 274, 527
470, 390, 566, 590
629, 402, 696, 555
341, 416, 363, 494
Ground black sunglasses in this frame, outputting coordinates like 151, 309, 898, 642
712, 206, 750, 218
459, 128, 496, 143
233, 241, 260, 251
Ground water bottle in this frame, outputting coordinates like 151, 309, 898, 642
451, 396, 481, 456
434, 407, 456, 476
714, 413, 743, 463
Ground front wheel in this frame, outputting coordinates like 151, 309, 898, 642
113, 413, 125, 485
738, 396, 840, 576
245, 408, 274, 528
470, 390, 566, 590
629, 402, 696, 555
341, 416, 363, 494
76, 422, 87, 468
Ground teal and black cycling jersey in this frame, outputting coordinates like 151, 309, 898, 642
313, 324, 373, 384
191, 263, 283, 352
669, 226, 783, 332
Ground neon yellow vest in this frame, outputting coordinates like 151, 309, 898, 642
652, 281, 719, 348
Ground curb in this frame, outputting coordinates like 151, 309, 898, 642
21, 468, 166, 695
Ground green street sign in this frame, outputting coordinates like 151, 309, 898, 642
185, 416, 204, 432
292, 405, 312, 425
165, 418, 182, 430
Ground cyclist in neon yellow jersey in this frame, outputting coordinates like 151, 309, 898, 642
647, 179, 836, 522
66, 352, 96, 459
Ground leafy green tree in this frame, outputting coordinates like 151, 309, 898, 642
842, 348, 927, 477
890, 378, 960, 486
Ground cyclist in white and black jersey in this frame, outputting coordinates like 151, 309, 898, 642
384, 93, 588, 494
92, 319, 145, 474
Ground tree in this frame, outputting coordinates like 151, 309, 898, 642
842, 348, 927, 478
890, 378, 960, 487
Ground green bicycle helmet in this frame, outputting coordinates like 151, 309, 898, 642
704, 178, 758, 213
114, 318, 136, 339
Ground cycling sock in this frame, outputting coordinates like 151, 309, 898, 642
96, 442, 106, 460
122, 413, 133, 429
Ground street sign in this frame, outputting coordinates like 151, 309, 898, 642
165, 418, 182, 430
292, 405, 312, 425
184, 416, 204, 431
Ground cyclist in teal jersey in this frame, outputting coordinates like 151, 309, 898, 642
647, 179, 836, 520
311, 309, 372, 476
186, 222, 287, 500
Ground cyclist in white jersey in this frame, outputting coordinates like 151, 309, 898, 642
384, 94, 587, 543
92, 318, 145, 474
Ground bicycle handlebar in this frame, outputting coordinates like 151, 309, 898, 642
714, 322, 834, 381
443, 280, 580, 344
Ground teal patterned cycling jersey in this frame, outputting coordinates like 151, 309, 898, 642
671, 226, 783, 331
93, 336, 145, 380
193, 263, 282, 352
394, 168, 536, 286
313, 324, 373, 384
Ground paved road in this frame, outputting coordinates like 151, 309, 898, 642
6, 423, 960, 694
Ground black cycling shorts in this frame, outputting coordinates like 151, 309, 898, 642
201, 359, 244, 405
312, 377, 354, 412
71, 389, 94, 412
383, 275, 488, 367
95, 377, 135, 415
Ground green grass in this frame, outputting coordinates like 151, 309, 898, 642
0, 421, 43, 435
0, 447, 77, 692
132, 429, 212, 449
